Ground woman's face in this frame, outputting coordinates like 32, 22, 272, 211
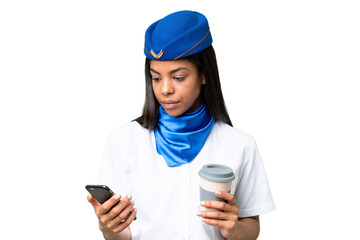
150, 59, 205, 117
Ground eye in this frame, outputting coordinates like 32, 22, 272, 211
152, 76, 161, 82
173, 76, 185, 81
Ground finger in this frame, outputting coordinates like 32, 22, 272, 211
118, 200, 135, 222
98, 194, 121, 215
106, 194, 133, 220
201, 217, 233, 229
201, 200, 238, 214
112, 208, 137, 233
198, 210, 238, 221
87, 194, 101, 208
108, 201, 135, 228
214, 191, 237, 205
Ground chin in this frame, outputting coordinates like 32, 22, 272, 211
162, 108, 184, 117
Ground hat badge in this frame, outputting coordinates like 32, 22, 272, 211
150, 49, 163, 59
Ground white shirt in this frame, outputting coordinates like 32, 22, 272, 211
98, 121, 275, 240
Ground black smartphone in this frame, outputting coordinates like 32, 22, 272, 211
85, 185, 114, 204
86, 184, 137, 220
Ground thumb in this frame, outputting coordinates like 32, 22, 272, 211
87, 194, 101, 208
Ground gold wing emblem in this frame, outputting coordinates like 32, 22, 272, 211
150, 49, 163, 59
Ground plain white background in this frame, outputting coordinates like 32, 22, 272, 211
1, 0, 359, 239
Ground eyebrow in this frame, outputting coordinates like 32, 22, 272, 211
150, 67, 189, 75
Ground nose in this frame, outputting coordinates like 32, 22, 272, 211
160, 78, 175, 95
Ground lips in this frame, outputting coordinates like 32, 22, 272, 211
161, 100, 180, 110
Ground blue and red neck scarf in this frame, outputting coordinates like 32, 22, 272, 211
154, 104, 215, 167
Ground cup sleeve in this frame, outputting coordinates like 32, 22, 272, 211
235, 138, 275, 218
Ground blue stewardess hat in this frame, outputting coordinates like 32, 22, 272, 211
144, 10, 212, 61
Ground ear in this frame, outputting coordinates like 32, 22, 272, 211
201, 75, 206, 85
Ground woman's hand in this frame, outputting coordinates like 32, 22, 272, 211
197, 190, 240, 239
87, 193, 136, 240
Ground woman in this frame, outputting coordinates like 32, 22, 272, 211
88, 10, 275, 240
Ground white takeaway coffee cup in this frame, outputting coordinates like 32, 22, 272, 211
198, 164, 235, 211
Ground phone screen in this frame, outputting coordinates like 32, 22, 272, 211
85, 185, 114, 204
